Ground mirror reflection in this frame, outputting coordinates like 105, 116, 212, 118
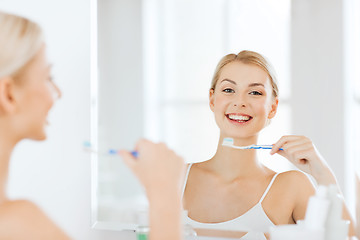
93, 0, 292, 229
92, 0, 360, 236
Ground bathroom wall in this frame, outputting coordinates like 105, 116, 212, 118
291, 0, 356, 211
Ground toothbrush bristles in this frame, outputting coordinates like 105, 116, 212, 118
83, 141, 92, 148
222, 138, 234, 146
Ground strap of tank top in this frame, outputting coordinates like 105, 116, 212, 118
258, 173, 280, 204
181, 163, 193, 198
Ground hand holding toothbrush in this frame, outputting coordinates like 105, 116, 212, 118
119, 139, 185, 240
119, 139, 186, 198
270, 135, 337, 185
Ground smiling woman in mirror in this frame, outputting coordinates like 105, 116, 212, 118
182, 50, 355, 239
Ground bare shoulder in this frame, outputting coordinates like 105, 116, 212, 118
276, 171, 318, 221
187, 162, 205, 177
270, 170, 315, 204
276, 170, 316, 206
0, 200, 70, 239
189, 161, 213, 174
276, 170, 315, 189
184, 162, 206, 188
263, 171, 316, 224
0, 199, 42, 220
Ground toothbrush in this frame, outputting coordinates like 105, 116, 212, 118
222, 138, 283, 150
83, 141, 138, 157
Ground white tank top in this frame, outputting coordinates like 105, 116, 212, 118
182, 163, 279, 240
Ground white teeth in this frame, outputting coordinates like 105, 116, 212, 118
228, 115, 250, 121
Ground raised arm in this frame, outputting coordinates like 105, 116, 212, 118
271, 135, 355, 236
120, 139, 185, 240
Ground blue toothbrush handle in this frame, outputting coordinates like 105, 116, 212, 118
108, 149, 138, 158
250, 145, 283, 150
257, 146, 273, 150
131, 151, 138, 158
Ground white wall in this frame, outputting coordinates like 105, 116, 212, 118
1, 0, 132, 239
291, 0, 355, 208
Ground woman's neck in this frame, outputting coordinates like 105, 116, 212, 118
205, 135, 267, 181
0, 128, 18, 203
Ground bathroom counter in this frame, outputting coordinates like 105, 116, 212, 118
122, 231, 248, 240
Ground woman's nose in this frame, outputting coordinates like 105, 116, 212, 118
233, 95, 247, 107
51, 82, 62, 100
233, 102, 246, 107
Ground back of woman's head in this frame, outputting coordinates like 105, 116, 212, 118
0, 11, 43, 79
210, 50, 279, 98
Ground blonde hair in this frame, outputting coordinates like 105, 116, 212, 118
0, 11, 44, 78
210, 50, 279, 97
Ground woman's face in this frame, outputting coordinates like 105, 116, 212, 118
209, 61, 278, 140
14, 45, 61, 141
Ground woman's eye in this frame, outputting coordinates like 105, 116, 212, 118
223, 88, 234, 93
249, 91, 262, 96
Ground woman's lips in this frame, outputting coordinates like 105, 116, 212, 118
226, 114, 253, 124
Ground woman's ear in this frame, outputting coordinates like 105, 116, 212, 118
268, 97, 279, 119
0, 77, 17, 114
209, 88, 215, 112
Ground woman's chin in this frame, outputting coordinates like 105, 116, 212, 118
31, 135, 47, 141
224, 131, 259, 140
29, 130, 47, 141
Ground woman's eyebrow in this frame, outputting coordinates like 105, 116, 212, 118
220, 79, 265, 88
220, 79, 236, 85
248, 83, 265, 87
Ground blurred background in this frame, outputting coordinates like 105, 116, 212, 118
1, 0, 359, 239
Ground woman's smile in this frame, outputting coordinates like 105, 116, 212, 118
225, 113, 253, 125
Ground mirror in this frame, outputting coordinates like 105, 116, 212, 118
92, 0, 292, 231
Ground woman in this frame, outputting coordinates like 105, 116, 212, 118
182, 50, 355, 239
0, 11, 184, 240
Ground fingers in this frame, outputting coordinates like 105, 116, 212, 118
121, 139, 178, 168
280, 141, 313, 161
270, 135, 321, 171
270, 135, 311, 155
134, 138, 151, 153
121, 138, 156, 168
124, 138, 185, 197
119, 150, 137, 169
270, 135, 293, 154
270, 135, 315, 166
270, 136, 335, 184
